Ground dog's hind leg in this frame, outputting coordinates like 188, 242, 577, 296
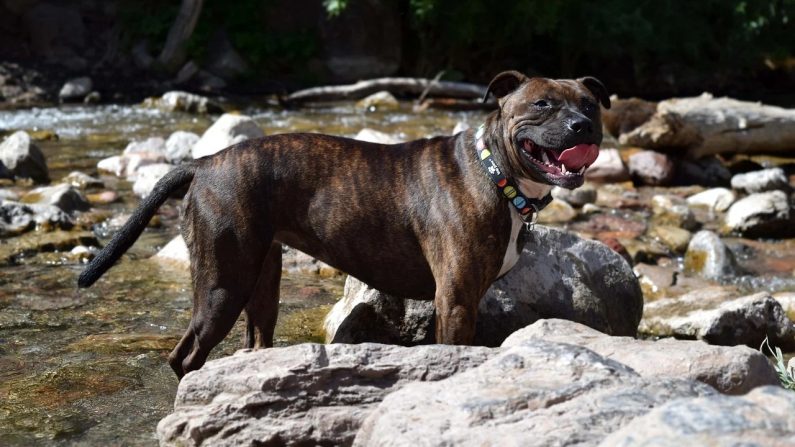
169, 205, 273, 378
243, 241, 282, 349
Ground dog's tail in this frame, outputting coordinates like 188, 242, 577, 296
77, 163, 197, 288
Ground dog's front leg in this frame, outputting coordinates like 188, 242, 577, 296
433, 274, 490, 344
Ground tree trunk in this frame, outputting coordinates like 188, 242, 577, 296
619, 93, 795, 158
157, 0, 204, 72
284, 77, 488, 105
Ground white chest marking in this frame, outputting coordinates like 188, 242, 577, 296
497, 179, 552, 278
498, 206, 524, 277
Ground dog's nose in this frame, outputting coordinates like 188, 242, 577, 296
567, 117, 593, 134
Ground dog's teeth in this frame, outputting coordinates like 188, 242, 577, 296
561, 165, 568, 174
541, 152, 550, 164
578, 166, 586, 175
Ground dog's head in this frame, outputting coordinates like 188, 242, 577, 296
484, 71, 610, 189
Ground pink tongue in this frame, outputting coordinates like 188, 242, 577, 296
557, 144, 599, 170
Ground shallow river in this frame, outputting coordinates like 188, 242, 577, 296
0, 102, 485, 445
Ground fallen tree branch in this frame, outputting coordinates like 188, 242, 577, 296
284, 77, 487, 105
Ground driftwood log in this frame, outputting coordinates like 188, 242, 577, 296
619, 93, 795, 158
285, 77, 488, 105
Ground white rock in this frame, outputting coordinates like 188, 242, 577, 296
724, 190, 792, 237
192, 113, 264, 159
122, 137, 166, 155
355, 91, 399, 111
96, 155, 126, 176
684, 230, 737, 279
132, 163, 174, 198
165, 131, 200, 162
354, 128, 401, 144
58, 76, 92, 100
152, 235, 190, 268
503, 319, 778, 395
22, 183, 90, 214
0, 130, 49, 183
730, 167, 789, 193
686, 187, 736, 211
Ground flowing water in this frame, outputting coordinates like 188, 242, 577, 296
1, 102, 794, 445
0, 102, 485, 445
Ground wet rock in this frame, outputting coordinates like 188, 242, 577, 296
96, 152, 166, 178
122, 136, 167, 156
601, 386, 795, 446
0, 201, 35, 235
152, 235, 189, 269
83, 91, 101, 104
686, 187, 736, 212
651, 194, 698, 230
157, 343, 495, 447
640, 287, 795, 349
0, 230, 98, 264
192, 113, 264, 159
21, 183, 90, 214
58, 76, 92, 101
326, 226, 643, 346
633, 262, 676, 299
69, 332, 180, 354
723, 190, 793, 238
356, 91, 399, 111
325, 276, 435, 345
143, 91, 223, 114
684, 230, 738, 279
61, 171, 103, 189
282, 246, 340, 277
628, 150, 675, 186
585, 148, 631, 183
570, 213, 648, 239
551, 183, 597, 207
0, 130, 49, 183
85, 191, 118, 206
730, 167, 789, 193
164, 131, 199, 163
648, 224, 692, 253
503, 319, 778, 395
355, 340, 712, 447
594, 182, 643, 208
132, 163, 174, 198
622, 238, 672, 265
774, 292, 795, 321
536, 198, 576, 223
354, 128, 400, 144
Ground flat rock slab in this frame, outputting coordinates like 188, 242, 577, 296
157, 343, 495, 447
639, 286, 795, 349
354, 340, 714, 447
503, 319, 778, 395
600, 386, 795, 446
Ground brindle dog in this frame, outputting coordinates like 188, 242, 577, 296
78, 71, 610, 378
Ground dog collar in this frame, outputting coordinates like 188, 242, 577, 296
475, 124, 553, 228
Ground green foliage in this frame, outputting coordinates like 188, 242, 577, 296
761, 337, 795, 391
323, 0, 350, 17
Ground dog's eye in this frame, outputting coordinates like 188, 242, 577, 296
533, 99, 550, 108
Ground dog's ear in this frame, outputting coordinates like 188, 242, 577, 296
578, 76, 611, 109
483, 70, 528, 103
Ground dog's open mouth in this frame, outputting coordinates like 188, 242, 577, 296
521, 139, 599, 177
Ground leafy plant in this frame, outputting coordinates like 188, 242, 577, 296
761, 336, 795, 391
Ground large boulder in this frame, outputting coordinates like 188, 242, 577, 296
502, 319, 778, 395
164, 131, 200, 162
131, 163, 174, 198
354, 340, 713, 446
600, 386, 795, 446
0, 130, 49, 183
192, 113, 264, 159
640, 286, 795, 349
325, 226, 643, 346
157, 343, 495, 447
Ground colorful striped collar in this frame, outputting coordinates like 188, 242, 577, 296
475, 123, 552, 228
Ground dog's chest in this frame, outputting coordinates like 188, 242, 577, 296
497, 207, 524, 277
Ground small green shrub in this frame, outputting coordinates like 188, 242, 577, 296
761, 337, 795, 391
